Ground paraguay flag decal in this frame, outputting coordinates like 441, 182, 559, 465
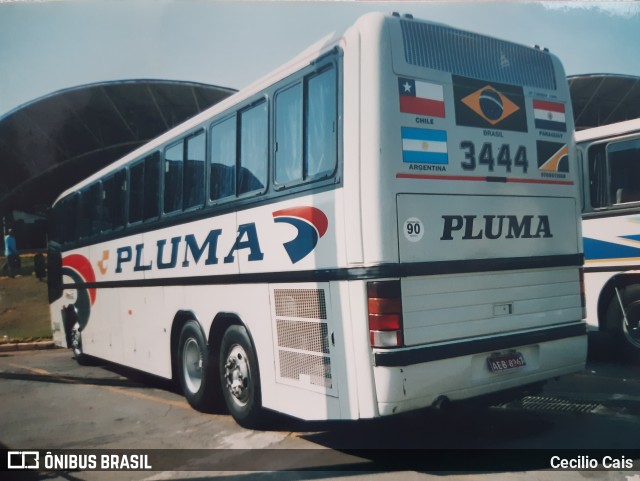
272, 207, 329, 264
534, 100, 566, 132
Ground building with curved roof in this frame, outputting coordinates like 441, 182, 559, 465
568, 74, 640, 130
0, 79, 235, 219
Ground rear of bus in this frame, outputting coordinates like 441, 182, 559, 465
353, 13, 586, 415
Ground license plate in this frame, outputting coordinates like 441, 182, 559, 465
487, 351, 526, 373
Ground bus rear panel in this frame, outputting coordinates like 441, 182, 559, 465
355, 13, 586, 415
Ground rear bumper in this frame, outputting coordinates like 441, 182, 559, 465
372, 322, 587, 416
374, 322, 585, 367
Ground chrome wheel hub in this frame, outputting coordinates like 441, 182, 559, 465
224, 344, 250, 406
182, 338, 203, 393
71, 324, 82, 354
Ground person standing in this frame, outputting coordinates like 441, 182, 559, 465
3, 229, 18, 278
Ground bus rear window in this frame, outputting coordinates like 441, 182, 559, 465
400, 19, 556, 90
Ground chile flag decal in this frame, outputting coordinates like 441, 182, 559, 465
272, 207, 329, 264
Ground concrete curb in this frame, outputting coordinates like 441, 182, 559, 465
0, 341, 57, 353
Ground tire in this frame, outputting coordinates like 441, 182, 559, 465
177, 320, 218, 412
219, 325, 263, 428
606, 285, 640, 363
70, 322, 92, 366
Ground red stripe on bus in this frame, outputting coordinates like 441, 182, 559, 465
533, 99, 565, 113
400, 96, 445, 118
396, 173, 574, 185
62, 254, 97, 305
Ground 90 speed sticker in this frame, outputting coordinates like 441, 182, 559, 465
403, 217, 424, 242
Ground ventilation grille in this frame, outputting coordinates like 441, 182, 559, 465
277, 319, 329, 354
278, 351, 332, 389
275, 289, 327, 319
400, 20, 557, 90
273, 288, 333, 392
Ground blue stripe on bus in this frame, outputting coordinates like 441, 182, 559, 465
583, 237, 640, 261
401, 127, 448, 142
402, 151, 449, 164
534, 118, 566, 132
621, 234, 640, 243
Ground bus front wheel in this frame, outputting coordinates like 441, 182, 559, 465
606, 285, 640, 363
219, 325, 263, 428
178, 320, 217, 412
71, 322, 92, 366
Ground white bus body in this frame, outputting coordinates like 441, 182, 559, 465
49, 12, 587, 427
577, 118, 640, 361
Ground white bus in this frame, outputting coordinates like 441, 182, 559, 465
48, 12, 587, 428
577, 118, 640, 362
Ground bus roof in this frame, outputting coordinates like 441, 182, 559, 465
575, 118, 640, 144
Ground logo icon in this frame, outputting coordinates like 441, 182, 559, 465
537, 141, 569, 173
7, 451, 39, 470
272, 207, 328, 263
97, 250, 109, 275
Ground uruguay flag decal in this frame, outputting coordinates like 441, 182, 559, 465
272, 206, 329, 264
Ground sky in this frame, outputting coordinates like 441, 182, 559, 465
0, 0, 639, 118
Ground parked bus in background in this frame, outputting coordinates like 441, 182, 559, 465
48, 12, 587, 428
577, 118, 640, 362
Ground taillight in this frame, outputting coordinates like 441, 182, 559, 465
579, 268, 586, 319
367, 280, 403, 348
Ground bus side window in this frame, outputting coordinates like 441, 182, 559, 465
53, 195, 78, 244
129, 161, 145, 223
608, 139, 640, 204
306, 66, 337, 180
210, 116, 236, 201
275, 83, 303, 185
239, 101, 267, 195
274, 65, 337, 189
588, 144, 608, 209
164, 141, 184, 213
89, 184, 103, 237
184, 131, 206, 209
78, 184, 102, 239
144, 152, 160, 220
102, 170, 126, 231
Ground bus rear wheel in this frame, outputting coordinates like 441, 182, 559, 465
177, 320, 217, 412
220, 325, 263, 428
606, 285, 640, 363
